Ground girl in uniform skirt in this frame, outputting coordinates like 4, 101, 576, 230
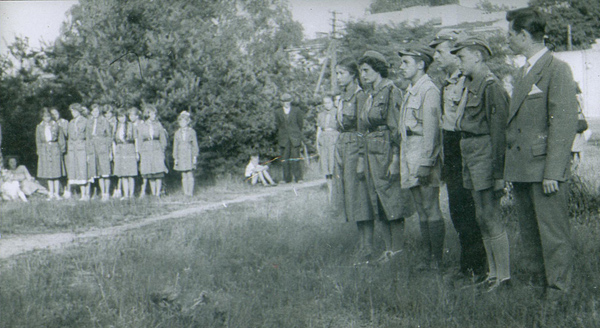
86, 104, 113, 201
112, 108, 138, 199
36, 108, 66, 199
173, 111, 199, 196
137, 105, 168, 197
65, 103, 89, 200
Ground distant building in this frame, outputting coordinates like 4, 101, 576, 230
363, 4, 506, 29
554, 41, 600, 118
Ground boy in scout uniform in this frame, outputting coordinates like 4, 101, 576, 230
451, 36, 510, 291
430, 30, 487, 278
398, 45, 445, 269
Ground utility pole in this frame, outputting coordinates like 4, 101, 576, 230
329, 11, 339, 92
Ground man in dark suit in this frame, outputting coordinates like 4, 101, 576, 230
505, 8, 578, 296
275, 93, 304, 183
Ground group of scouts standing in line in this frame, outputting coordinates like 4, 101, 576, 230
310, 8, 578, 298
34, 104, 199, 201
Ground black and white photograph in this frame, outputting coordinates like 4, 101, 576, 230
0, 0, 599, 326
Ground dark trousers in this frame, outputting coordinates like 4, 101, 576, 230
280, 143, 303, 183
443, 130, 487, 275
512, 182, 573, 291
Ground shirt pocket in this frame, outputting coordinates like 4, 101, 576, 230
405, 97, 422, 130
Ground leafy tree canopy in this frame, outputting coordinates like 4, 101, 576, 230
369, 0, 458, 14
529, 0, 600, 50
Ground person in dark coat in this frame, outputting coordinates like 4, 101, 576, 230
274, 93, 304, 183
505, 8, 578, 297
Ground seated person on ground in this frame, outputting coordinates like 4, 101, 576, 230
3, 156, 48, 198
245, 155, 276, 186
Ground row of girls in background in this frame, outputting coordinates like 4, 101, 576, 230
35, 103, 198, 201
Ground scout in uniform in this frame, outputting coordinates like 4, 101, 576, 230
86, 104, 113, 201
65, 103, 89, 200
137, 105, 168, 197
358, 50, 414, 262
112, 108, 139, 199
173, 111, 199, 196
398, 45, 445, 269
36, 108, 66, 200
451, 36, 510, 291
430, 30, 487, 278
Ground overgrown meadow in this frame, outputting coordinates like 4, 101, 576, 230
1, 124, 600, 327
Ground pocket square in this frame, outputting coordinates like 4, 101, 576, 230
528, 84, 543, 95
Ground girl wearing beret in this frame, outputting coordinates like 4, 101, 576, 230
173, 111, 199, 196
358, 51, 414, 262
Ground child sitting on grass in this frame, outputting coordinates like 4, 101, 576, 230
245, 155, 276, 186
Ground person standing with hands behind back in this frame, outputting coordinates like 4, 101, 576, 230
173, 111, 199, 196
275, 93, 304, 184
505, 8, 578, 298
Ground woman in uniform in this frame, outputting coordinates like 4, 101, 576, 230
86, 104, 113, 201
112, 108, 138, 200
36, 108, 66, 199
358, 50, 413, 262
137, 105, 168, 198
173, 111, 199, 196
332, 58, 373, 261
65, 103, 89, 200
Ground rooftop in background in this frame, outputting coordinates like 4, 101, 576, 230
362, 4, 507, 30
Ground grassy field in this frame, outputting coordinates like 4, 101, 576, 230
1, 125, 600, 327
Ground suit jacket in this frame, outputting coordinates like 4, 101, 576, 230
504, 51, 578, 182
275, 106, 304, 148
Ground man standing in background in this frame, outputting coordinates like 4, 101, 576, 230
275, 93, 304, 184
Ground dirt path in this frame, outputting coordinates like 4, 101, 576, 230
0, 180, 325, 260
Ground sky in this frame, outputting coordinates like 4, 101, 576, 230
0, 0, 531, 54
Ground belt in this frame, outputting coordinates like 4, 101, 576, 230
406, 130, 417, 137
461, 131, 488, 139
368, 125, 388, 133
144, 138, 158, 141
323, 128, 338, 132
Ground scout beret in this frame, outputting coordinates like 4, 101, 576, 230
450, 36, 493, 56
398, 44, 435, 64
361, 50, 389, 67
429, 29, 466, 47
280, 93, 293, 102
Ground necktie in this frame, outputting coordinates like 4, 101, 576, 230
44, 124, 52, 142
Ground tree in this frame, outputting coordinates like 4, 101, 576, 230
369, 0, 458, 14
529, 0, 600, 50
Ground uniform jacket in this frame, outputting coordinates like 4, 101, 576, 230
460, 71, 509, 180
275, 106, 304, 148
504, 50, 578, 182
400, 74, 442, 167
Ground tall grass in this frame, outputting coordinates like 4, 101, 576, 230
2, 182, 600, 327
